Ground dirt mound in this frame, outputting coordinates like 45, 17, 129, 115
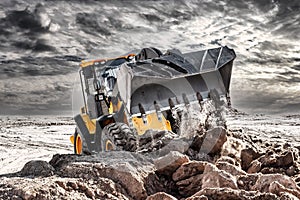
1, 125, 300, 200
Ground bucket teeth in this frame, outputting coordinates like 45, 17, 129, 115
142, 114, 147, 124
196, 92, 203, 103
176, 97, 180, 104
138, 103, 146, 115
154, 101, 160, 111
168, 98, 178, 120
168, 98, 175, 109
226, 92, 231, 107
196, 92, 203, 111
182, 93, 189, 105
154, 101, 162, 121
138, 103, 147, 124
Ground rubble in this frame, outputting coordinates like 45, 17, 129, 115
1, 121, 300, 200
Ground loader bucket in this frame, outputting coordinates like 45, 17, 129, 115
114, 46, 236, 114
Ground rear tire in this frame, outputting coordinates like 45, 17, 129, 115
101, 123, 137, 152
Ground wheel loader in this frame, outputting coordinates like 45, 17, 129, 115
70, 46, 236, 154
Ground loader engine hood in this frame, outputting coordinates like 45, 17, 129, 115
114, 46, 236, 114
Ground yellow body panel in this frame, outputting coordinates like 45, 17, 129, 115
109, 98, 123, 114
109, 102, 113, 114
81, 114, 96, 134
132, 113, 172, 135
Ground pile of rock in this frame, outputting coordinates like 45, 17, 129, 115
151, 151, 300, 199
241, 144, 299, 176
0, 126, 299, 200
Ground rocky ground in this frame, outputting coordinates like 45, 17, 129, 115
0, 111, 300, 199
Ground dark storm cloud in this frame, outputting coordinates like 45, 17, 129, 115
0, 3, 57, 62
226, 0, 300, 38
276, 74, 300, 83
76, 13, 112, 36
246, 0, 300, 13
1, 3, 51, 33
0, 0, 299, 115
0, 56, 81, 79
12, 39, 55, 52
249, 0, 300, 39
291, 65, 300, 71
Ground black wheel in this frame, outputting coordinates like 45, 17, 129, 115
74, 128, 90, 155
101, 123, 137, 152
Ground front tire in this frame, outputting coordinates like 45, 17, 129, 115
101, 123, 137, 152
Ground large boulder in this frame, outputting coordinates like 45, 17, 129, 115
200, 127, 228, 155
172, 161, 207, 182
201, 163, 238, 190
176, 173, 203, 197
241, 148, 261, 170
275, 151, 294, 168
171, 161, 208, 197
154, 151, 189, 176
156, 138, 190, 157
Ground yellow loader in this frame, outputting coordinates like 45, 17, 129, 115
70, 46, 236, 154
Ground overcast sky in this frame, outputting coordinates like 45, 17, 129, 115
0, 0, 299, 115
